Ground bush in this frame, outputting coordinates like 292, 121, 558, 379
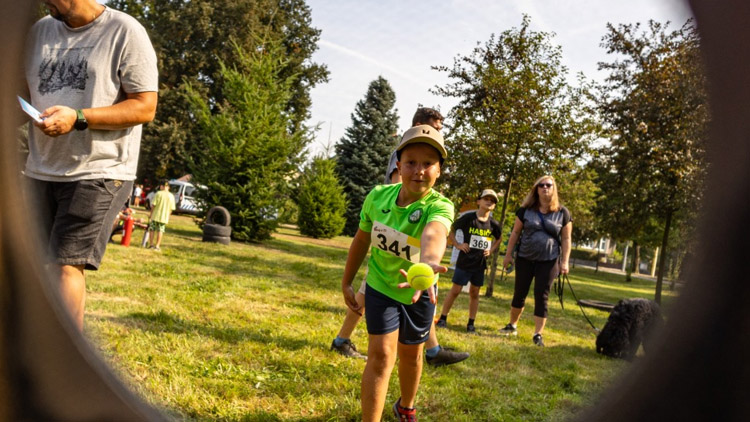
296, 157, 347, 239
570, 248, 599, 261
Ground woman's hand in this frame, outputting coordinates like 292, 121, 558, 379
502, 254, 514, 271
560, 261, 569, 275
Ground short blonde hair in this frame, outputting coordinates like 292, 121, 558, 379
520, 175, 560, 212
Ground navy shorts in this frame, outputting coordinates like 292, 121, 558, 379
364, 283, 435, 345
451, 266, 485, 287
28, 178, 133, 270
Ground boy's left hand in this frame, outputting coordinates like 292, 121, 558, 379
397, 263, 447, 304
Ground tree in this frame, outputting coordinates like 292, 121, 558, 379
334, 77, 399, 236
433, 16, 597, 295
106, 0, 328, 182
296, 157, 347, 239
187, 40, 307, 241
597, 20, 708, 303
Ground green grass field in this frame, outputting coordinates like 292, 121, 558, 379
87, 213, 678, 421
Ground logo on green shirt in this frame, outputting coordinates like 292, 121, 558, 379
409, 209, 423, 223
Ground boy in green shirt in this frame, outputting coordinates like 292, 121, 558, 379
341, 125, 453, 421
147, 181, 176, 251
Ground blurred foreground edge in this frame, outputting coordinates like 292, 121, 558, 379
1, 0, 747, 421
0, 1, 167, 420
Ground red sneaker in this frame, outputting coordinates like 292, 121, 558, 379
392, 397, 417, 422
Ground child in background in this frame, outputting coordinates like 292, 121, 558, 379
147, 181, 176, 251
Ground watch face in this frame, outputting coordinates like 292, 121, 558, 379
74, 119, 88, 130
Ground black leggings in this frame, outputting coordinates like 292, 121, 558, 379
511, 256, 559, 318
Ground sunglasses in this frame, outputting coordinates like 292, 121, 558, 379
537, 183, 554, 188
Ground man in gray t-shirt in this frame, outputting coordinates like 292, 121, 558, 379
24, 0, 158, 330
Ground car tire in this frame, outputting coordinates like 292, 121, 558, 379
206, 206, 231, 226
203, 223, 232, 237
202, 234, 230, 245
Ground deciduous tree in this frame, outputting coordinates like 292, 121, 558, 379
434, 16, 597, 295
597, 20, 708, 303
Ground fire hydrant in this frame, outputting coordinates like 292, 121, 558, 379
121, 215, 135, 246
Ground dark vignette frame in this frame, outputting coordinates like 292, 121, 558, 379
0, 1, 747, 420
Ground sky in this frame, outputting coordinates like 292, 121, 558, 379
303, 0, 693, 156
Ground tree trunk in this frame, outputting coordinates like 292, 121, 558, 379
631, 242, 641, 274
485, 174, 514, 297
654, 210, 673, 305
650, 247, 659, 277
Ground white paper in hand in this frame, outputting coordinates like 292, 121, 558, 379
17, 96, 44, 123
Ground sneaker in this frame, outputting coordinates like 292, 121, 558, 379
466, 324, 476, 333
426, 346, 469, 367
392, 397, 417, 422
330, 339, 366, 360
499, 323, 518, 336
153, 246, 161, 251
435, 319, 447, 328
533, 333, 545, 347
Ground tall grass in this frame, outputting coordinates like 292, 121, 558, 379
87, 213, 678, 421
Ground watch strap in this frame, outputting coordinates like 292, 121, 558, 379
74, 109, 88, 130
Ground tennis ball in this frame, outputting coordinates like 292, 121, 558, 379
407, 263, 436, 290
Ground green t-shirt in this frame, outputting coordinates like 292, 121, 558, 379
359, 183, 454, 304
151, 190, 176, 224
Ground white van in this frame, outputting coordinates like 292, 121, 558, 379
145, 180, 202, 215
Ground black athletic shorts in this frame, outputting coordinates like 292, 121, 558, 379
451, 266, 485, 287
27, 178, 133, 270
364, 283, 435, 345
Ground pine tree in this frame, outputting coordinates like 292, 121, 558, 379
334, 77, 399, 236
296, 157, 347, 239
187, 40, 307, 242
107, 0, 328, 182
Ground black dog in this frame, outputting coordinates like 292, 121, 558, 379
596, 298, 663, 360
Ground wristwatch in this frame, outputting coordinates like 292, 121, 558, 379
74, 109, 88, 130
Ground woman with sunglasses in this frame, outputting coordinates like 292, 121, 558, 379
498, 175, 572, 346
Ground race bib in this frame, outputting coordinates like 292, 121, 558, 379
469, 234, 492, 251
371, 221, 420, 263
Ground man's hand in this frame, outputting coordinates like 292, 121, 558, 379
457, 243, 470, 253
36, 105, 77, 137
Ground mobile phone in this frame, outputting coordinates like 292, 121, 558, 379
17, 96, 44, 123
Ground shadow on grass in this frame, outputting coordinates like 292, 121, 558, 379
107, 310, 311, 351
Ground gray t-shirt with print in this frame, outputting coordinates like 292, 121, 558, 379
516, 206, 572, 262
24, 7, 158, 182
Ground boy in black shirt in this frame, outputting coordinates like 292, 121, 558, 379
437, 189, 502, 332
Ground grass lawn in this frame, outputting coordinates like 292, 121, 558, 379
87, 212, 679, 421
